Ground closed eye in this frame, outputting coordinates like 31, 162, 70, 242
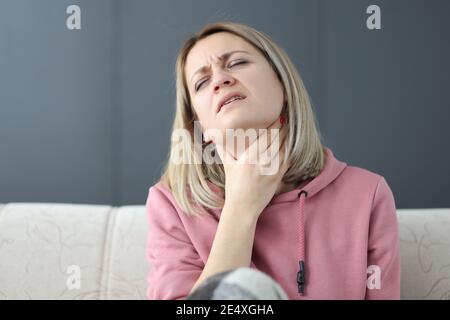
195, 78, 208, 92
228, 60, 247, 68
194, 60, 248, 91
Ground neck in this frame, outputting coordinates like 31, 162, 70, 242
274, 181, 297, 197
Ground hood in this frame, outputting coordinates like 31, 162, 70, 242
269, 146, 347, 204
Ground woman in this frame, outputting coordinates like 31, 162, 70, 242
145, 21, 400, 300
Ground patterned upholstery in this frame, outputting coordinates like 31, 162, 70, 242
0, 203, 449, 299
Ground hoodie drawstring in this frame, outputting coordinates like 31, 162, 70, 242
297, 190, 308, 295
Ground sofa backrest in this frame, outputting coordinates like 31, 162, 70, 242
397, 208, 450, 299
0, 203, 449, 300
0, 203, 148, 299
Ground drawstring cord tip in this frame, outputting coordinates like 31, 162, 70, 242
297, 260, 306, 295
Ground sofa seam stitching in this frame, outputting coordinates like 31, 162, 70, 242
99, 206, 116, 299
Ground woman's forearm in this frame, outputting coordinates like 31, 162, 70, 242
189, 203, 259, 294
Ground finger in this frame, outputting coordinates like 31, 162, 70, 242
265, 125, 285, 154
258, 118, 283, 151
258, 123, 287, 165
215, 141, 236, 165
260, 136, 284, 168
247, 117, 280, 152
259, 129, 289, 175
243, 118, 283, 164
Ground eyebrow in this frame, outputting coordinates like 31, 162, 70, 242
189, 50, 250, 84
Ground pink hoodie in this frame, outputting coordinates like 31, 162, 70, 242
145, 146, 400, 300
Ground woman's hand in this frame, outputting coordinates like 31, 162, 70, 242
214, 119, 289, 220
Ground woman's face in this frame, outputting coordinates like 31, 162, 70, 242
184, 32, 285, 141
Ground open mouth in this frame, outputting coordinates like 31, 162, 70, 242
218, 96, 246, 113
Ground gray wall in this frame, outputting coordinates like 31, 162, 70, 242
0, 0, 449, 208
0, 0, 113, 204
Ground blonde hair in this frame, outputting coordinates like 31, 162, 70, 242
159, 21, 326, 217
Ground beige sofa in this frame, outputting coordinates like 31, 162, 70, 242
0, 203, 449, 300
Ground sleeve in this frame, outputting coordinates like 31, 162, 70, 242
145, 186, 204, 300
365, 177, 401, 300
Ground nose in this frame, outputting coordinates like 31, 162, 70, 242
212, 69, 236, 92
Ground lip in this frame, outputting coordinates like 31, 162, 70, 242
216, 92, 246, 113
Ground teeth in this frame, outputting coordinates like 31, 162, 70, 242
224, 96, 242, 106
